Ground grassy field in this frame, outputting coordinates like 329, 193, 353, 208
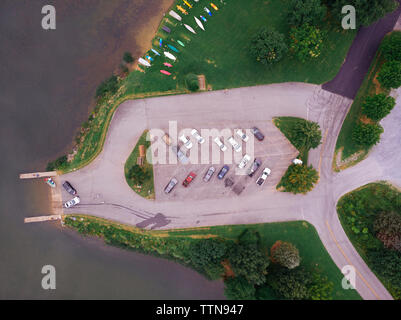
124, 130, 155, 199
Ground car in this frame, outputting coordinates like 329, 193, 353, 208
236, 129, 249, 142
191, 129, 205, 144
164, 178, 178, 193
162, 133, 172, 146
251, 127, 265, 141
64, 196, 80, 209
179, 135, 193, 149
256, 168, 271, 186
62, 181, 77, 195
238, 154, 251, 169
217, 165, 230, 179
248, 158, 262, 177
228, 136, 242, 152
183, 172, 197, 187
203, 166, 215, 182
293, 158, 303, 165
214, 137, 227, 152
171, 145, 189, 164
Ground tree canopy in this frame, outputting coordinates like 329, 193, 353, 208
250, 27, 288, 65
288, 0, 327, 27
277, 164, 319, 194
224, 276, 256, 300
271, 241, 301, 269
352, 122, 384, 148
290, 24, 325, 62
380, 31, 401, 62
377, 60, 401, 89
362, 93, 396, 121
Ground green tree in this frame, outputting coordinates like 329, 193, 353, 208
95, 75, 119, 98
238, 229, 261, 246
288, 0, 327, 27
290, 24, 325, 62
377, 60, 401, 89
374, 211, 401, 252
250, 27, 288, 65
362, 94, 396, 121
185, 73, 199, 92
277, 164, 319, 194
123, 51, 134, 64
308, 273, 334, 300
224, 276, 256, 300
293, 120, 322, 150
381, 31, 401, 62
267, 266, 310, 300
271, 241, 301, 269
352, 122, 384, 148
128, 164, 150, 185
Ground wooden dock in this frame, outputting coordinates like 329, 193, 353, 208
19, 171, 57, 179
24, 215, 62, 223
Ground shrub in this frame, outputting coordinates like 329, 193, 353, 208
250, 27, 288, 64
271, 241, 301, 269
95, 75, 119, 98
46, 155, 68, 171
290, 24, 325, 62
123, 51, 134, 64
374, 212, 401, 252
288, 0, 327, 27
380, 31, 401, 62
128, 164, 150, 185
277, 164, 319, 194
293, 120, 322, 150
185, 73, 199, 92
224, 276, 256, 300
377, 60, 401, 89
351, 122, 383, 148
362, 94, 396, 121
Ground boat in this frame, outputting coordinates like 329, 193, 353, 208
194, 17, 205, 31
160, 70, 172, 75
177, 40, 185, 47
210, 3, 219, 10
138, 58, 151, 67
151, 48, 160, 56
164, 51, 177, 61
183, 0, 192, 8
200, 15, 207, 22
167, 44, 179, 53
204, 7, 212, 16
45, 177, 56, 188
169, 10, 182, 21
177, 5, 188, 15
162, 26, 171, 33
145, 55, 153, 61
159, 38, 163, 47
163, 62, 173, 67
184, 24, 196, 34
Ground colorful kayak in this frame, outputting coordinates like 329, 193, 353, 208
194, 17, 205, 31
200, 15, 207, 22
169, 10, 182, 21
177, 5, 188, 15
177, 40, 185, 47
204, 7, 212, 16
162, 26, 171, 33
210, 3, 219, 10
183, 0, 192, 8
160, 70, 172, 75
159, 38, 163, 47
45, 178, 56, 188
163, 62, 173, 68
184, 24, 197, 34
138, 57, 151, 67
151, 48, 160, 56
164, 51, 177, 61
167, 44, 179, 53
145, 55, 153, 61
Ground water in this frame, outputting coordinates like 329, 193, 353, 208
0, 0, 224, 299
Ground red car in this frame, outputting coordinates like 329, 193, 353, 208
183, 172, 197, 187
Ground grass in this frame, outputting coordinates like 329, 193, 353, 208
64, 215, 361, 300
124, 130, 155, 199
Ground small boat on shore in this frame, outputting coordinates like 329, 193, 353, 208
159, 38, 163, 47
160, 70, 172, 75
169, 10, 182, 21
183, 0, 192, 8
151, 49, 160, 56
163, 62, 173, 68
210, 3, 219, 11
177, 40, 185, 47
184, 24, 196, 34
167, 44, 179, 53
200, 15, 207, 22
146, 55, 154, 61
164, 51, 177, 61
45, 177, 56, 188
204, 7, 212, 16
138, 58, 151, 67
162, 26, 171, 33
177, 5, 188, 15
194, 17, 205, 31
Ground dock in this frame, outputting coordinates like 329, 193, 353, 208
24, 215, 62, 223
19, 171, 57, 179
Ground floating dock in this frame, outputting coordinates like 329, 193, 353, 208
24, 215, 62, 223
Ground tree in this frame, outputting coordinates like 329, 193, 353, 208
377, 60, 401, 89
185, 73, 199, 92
374, 211, 401, 252
362, 94, 396, 121
224, 276, 256, 300
290, 24, 325, 62
128, 164, 150, 185
308, 273, 334, 300
293, 120, 322, 150
123, 51, 134, 64
250, 27, 288, 65
352, 122, 383, 148
238, 229, 260, 246
288, 0, 327, 27
271, 241, 301, 269
95, 75, 119, 98
380, 31, 401, 62
267, 266, 310, 299
277, 164, 319, 194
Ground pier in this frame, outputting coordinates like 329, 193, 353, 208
19, 171, 57, 179
24, 215, 62, 223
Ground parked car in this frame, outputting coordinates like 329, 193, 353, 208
238, 154, 251, 169
203, 166, 215, 182
191, 129, 205, 144
217, 165, 230, 179
251, 127, 265, 141
162, 133, 172, 146
183, 172, 197, 187
214, 137, 227, 151
62, 181, 77, 195
293, 158, 303, 165
171, 145, 189, 164
164, 178, 178, 194
248, 158, 262, 177
179, 135, 193, 149
236, 129, 249, 142
228, 136, 242, 152
256, 168, 271, 186
64, 196, 80, 209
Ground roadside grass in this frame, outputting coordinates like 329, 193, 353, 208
337, 182, 401, 299
64, 215, 361, 300
124, 130, 155, 199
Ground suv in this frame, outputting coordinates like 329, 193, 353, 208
203, 166, 215, 182
217, 165, 230, 179
164, 178, 178, 193
214, 137, 227, 152
228, 136, 242, 152
179, 135, 193, 149
256, 168, 271, 186
236, 129, 249, 142
248, 158, 262, 177
238, 154, 251, 169
251, 127, 265, 141
62, 181, 77, 195
64, 196, 80, 209
183, 172, 197, 187
191, 129, 205, 144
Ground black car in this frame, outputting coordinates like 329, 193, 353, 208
248, 159, 262, 177
251, 127, 265, 141
218, 165, 230, 179
62, 181, 77, 195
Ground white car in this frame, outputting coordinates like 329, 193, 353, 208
191, 129, 205, 144
238, 154, 251, 169
214, 137, 227, 152
236, 129, 249, 142
256, 168, 271, 186
293, 158, 303, 165
179, 135, 193, 149
64, 196, 80, 208
228, 136, 242, 152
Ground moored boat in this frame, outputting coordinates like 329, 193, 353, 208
45, 177, 56, 188
184, 24, 196, 34
138, 57, 151, 67
167, 44, 179, 53
164, 51, 177, 61
163, 62, 173, 67
169, 10, 182, 21
194, 17, 205, 31
151, 48, 160, 56
160, 70, 172, 75
177, 40, 185, 47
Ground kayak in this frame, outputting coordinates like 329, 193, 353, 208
160, 70, 172, 75
163, 62, 173, 68
177, 40, 185, 47
183, 0, 192, 8
169, 10, 182, 21
184, 24, 196, 34
138, 57, 151, 67
162, 26, 171, 33
159, 38, 163, 47
145, 55, 153, 61
151, 48, 160, 56
45, 178, 56, 188
200, 15, 207, 22
177, 5, 188, 15
167, 44, 179, 53
194, 17, 205, 31
204, 7, 212, 16
164, 51, 177, 61
210, 3, 219, 10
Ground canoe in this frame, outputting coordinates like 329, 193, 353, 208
167, 44, 179, 53
159, 38, 163, 47
200, 15, 207, 22
145, 55, 153, 61
162, 26, 171, 33
194, 17, 205, 31
151, 49, 160, 56
204, 7, 212, 16
177, 5, 188, 15
163, 62, 173, 68
138, 58, 151, 67
160, 70, 172, 75
177, 40, 185, 47
164, 51, 177, 61
169, 10, 182, 21
183, 0, 192, 8
184, 24, 196, 34
210, 3, 219, 10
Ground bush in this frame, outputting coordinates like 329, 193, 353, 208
46, 155, 68, 171
185, 73, 199, 92
95, 75, 119, 98
250, 27, 288, 64
271, 241, 301, 269
381, 31, 401, 62
351, 122, 383, 148
224, 276, 256, 300
290, 24, 325, 62
288, 0, 327, 27
277, 164, 319, 194
123, 51, 134, 64
362, 94, 396, 121
374, 212, 401, 252
377, 60, 401, 89
128, 164, 150, 185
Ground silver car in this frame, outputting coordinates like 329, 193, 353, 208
171, 145, 189, 164
64, 196, 80, 209
203, 166, 215, 182
164, 178, 178, 193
